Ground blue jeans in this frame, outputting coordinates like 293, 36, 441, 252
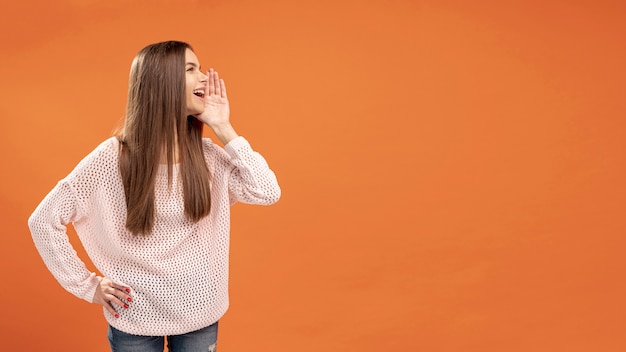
107, 322, 218, 352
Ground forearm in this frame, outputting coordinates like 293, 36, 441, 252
225, 137, 281, 205
28, 181, 100, 302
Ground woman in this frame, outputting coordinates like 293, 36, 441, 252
28, 41, 280, 352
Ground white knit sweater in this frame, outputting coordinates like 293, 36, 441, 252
28, 136, 280, 336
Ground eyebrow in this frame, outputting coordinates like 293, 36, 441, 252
186, 62, 202, 70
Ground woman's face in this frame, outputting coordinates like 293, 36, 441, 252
185, 48, 208, 116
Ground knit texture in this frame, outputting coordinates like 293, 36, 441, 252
28, 136, 280, 336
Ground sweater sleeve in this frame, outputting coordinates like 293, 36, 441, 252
28, 177, 101, 303
222, 136, 281, 206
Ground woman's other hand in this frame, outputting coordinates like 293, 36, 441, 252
92, 277, 132, 318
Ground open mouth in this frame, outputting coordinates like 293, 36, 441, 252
193, 89, 205, 98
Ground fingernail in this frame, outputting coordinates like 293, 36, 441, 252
125, 288, 130, 293
127, 297, 132, 302
115, 314, 119, 318
124, 304, 129, 309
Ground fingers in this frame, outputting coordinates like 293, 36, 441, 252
208, 69, 215, 96
207, 69, 226, 98
104, 300, 118, 317
219, 78, 227, 98
95, 277, 133, 318
213, 69, 221, 96
107, 286, 130, 307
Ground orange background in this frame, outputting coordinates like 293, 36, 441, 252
1, 0, 625, 351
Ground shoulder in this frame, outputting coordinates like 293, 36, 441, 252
76, 137, 118, 167
90, 137, 119, 159
202, 137, 228, 160
201, 137, 215, 152
66, 137, 120, 181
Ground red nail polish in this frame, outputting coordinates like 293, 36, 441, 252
115, 314, 119, 318
124, 304, 129, 309
125, 288, 130, 293
127, 297, 132, 302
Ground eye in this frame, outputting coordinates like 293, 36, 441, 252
186, 66, 194, 72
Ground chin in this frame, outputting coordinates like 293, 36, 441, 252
186, 107, 204, 116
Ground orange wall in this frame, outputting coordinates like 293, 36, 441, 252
1, 0, 625, 351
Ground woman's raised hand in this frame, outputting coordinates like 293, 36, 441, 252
196, 68, 230, 128
196, 68, 239, 144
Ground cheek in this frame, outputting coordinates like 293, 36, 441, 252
185, 77, 195, 96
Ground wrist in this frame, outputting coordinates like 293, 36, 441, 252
211, 123, 238, 145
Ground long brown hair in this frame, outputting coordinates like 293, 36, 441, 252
117, 41, 211, 235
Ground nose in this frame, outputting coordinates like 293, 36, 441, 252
199, 70, 208, 82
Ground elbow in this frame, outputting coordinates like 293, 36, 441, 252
266, 185, 281, 205
27, 211, 38, 234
